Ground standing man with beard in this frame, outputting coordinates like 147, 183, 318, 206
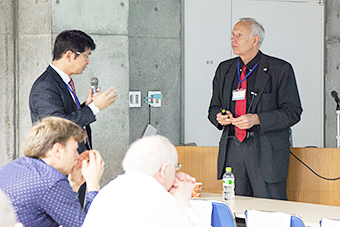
208, 18, 302, 200
29, 30, 117, 204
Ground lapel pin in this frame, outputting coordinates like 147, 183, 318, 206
263, 68, 267, 72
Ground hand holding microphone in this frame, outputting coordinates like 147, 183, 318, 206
91, 77, 118, 110
86, 77, 118, 110
91, 77, 99, 94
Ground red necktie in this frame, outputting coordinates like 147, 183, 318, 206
68, 78, 77, 97
68, 78, 92, 149
235, 65, 247, 142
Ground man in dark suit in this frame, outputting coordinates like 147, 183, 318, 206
29, 30, 117, 152
29, 30, 118, 204
208, 18, 302, 200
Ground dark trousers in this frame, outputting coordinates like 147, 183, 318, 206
225, 136, 287, 200
77, 142, 89, 208
78, 183, 86, 208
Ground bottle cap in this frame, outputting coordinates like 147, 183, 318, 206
225, 167, 232, 172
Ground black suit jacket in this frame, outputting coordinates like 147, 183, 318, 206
29, 65, 96, 152
208, 53, 302, 182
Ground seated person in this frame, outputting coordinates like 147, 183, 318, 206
0, 189, 23, 227
82, 135, 210, 227
0, 116, 105, 227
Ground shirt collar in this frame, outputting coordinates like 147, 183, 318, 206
239, 51, 262, 70
50, 63, 71, 84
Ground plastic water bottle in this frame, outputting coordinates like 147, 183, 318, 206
223, 167, 235, 201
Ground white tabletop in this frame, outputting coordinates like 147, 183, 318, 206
198, 193, 340, 227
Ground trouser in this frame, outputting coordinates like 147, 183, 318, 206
78, 183, 86, 208
225, 136, 287, 200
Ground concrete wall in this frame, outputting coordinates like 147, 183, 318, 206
129, 0, 182, 145
51, 0, 130, 185
325, 1, 340, 147
0, 0, 16, 167
17, 0, 52, 159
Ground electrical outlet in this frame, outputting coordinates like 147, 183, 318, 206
148, 91, 162, 107
129, 91, 141, 107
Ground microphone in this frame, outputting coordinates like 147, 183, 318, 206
331, 91, 340, 105
250, 91, 258, 96
91, 77, 99, 94
247, 91, 258, 114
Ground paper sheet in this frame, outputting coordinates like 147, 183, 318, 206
246, 210, 291, 227
190, 199, 212, 227
321, 218, 340, 227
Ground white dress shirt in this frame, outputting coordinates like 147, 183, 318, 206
82, 172, 210, 227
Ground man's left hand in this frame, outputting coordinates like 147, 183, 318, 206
85, 87, 101, 106
68, 150, 90, 192
231, 113, 260, 129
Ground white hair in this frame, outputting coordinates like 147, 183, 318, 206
0, 190, 20, 227
122, 135, 178, 176
239, 18, 265, 46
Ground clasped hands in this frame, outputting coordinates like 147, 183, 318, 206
68, 150, 105, 193
169, 172, 196, 208
216, 110, 260, 129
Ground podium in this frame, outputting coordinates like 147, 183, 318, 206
176, 146, 340, 206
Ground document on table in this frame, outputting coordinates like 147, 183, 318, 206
246, 210, 291, 227
321, 218, 340, 227
190, 200, 212, 227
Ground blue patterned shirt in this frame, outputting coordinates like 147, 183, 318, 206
0, 156, 97, 227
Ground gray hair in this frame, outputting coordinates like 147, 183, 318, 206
239, 18, 265, 46
122, 135, 178, 176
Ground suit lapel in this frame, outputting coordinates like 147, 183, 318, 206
222, 59, 238, 109
249, 55, 270, 113
47, 66, 78, 111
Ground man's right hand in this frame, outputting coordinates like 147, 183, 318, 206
92, 86, 118, 110
216, 110, 234, 126
81, 150, 105, 192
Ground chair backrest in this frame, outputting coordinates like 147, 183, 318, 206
245, 210, 306, 227
291, 215, 306, 227
320, 218, 340, 227
211, 202, 237, 227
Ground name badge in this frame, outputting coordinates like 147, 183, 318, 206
232, 89, 246, 101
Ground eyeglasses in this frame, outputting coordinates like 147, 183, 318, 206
176, 163, 182, 171
76, 51, 91, 60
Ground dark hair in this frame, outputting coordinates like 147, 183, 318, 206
52, 30, 96, 61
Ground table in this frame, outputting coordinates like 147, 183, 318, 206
198, 193, 340, 227
177, 146, 340, 206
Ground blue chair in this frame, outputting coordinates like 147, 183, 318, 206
245, 210, 306, 227
320, 218, 340, 226
291, 215, 306, 227
211, 202, 237, 227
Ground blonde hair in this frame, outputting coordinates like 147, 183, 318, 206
24, 116, 86, 158
122, 135, 178, 176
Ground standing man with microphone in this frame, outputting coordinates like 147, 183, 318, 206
29, 30, 118, 204
208, 18, 302, 200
